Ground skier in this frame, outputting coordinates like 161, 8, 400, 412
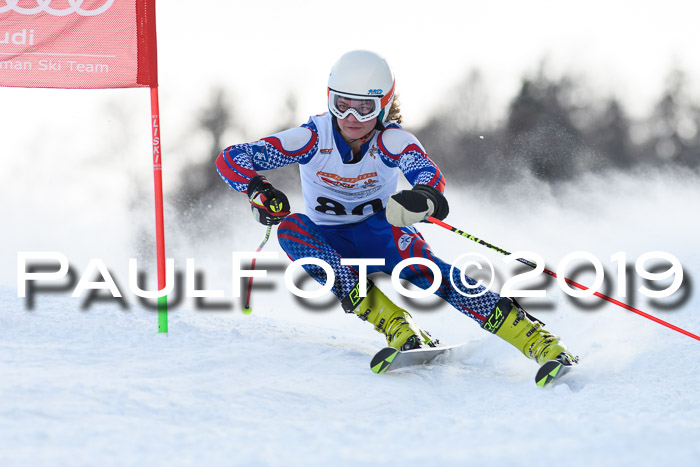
216, 50, 577, 368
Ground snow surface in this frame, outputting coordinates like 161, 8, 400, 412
2, 169, 700, 466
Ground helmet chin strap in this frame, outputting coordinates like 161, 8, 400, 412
345, 119, 386, 145
346, 129, 376, 145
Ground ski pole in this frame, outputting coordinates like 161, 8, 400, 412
242, 225, 273, 315
425, 216, 700, 343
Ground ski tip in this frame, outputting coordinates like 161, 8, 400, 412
242, 306, 252, 315
370, 347, 399, 374
535, 360, 573, 387
536, 362, 562, 387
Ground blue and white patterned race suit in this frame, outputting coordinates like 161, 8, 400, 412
216, 112, 500, 324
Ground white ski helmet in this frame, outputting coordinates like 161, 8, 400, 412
327, 50, 396, 124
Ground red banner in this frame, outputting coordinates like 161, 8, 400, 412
0, 0, 157, 88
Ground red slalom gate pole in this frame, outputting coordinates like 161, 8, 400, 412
426, 216, 700, 343
151, 86, 168, 333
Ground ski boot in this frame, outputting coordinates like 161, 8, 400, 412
482, 297, 577, 365
342, 280, 437, 351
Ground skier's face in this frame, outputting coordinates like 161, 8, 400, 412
337, 112, 377, 142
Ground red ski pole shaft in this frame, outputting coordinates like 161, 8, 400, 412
242, 225, 273, 314
426, 216, 700, 343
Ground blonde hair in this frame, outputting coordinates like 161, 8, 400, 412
386, 93, 403, 124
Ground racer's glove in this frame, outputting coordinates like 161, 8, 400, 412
385, 184, 449, 227
247, 175, 290, 225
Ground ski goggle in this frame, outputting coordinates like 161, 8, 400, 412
328, 89, 382, 122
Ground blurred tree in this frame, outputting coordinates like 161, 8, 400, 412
170, 86, 307, 241
643, 68, 700, 168
265, 90, 302, 195
274, 91, 300, 133
413, 69, 500, 185
199, 87, 231, 162
503, 67, 587, 182
171, 86, 239, 239
413, 61, 699, 189
164, 63, 699, 243
586, 97, 635, 169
